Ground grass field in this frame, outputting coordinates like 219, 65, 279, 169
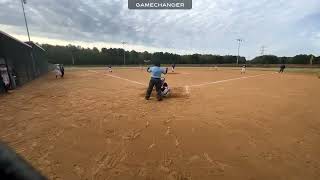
1, 67, 320, 180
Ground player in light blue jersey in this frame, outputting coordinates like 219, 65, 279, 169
145, 62, 168, 101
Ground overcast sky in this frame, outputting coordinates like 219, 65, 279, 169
0, 0, 319, 58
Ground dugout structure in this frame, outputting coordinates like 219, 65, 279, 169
0, 30, 49, 92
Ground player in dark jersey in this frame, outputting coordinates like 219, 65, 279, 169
171, 64, 176, 72
279, 64, 286, 73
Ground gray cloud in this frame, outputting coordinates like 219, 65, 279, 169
0, 0, 319, 56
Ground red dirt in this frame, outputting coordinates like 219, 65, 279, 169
1, 68, 320, 180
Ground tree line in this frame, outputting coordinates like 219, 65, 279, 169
41, 44, 319, 65
251, 55, 320, 64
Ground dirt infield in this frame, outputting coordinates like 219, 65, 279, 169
1, 67, 320, 180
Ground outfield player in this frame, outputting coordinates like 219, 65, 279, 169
108, 65, 112, 72
145, 62, 168, 101
241, 64, 246, 74
279, 64, 286, 73
171, 64, 176, 72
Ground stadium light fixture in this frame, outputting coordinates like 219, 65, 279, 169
236, 39, 243, 65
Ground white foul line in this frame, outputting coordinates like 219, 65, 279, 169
88, 70, 145, 86
87, 70, 274, 89
105, 74, 146, 86
189, 73, 271, 87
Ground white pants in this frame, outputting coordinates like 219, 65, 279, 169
55, 69, 61, 76
241, 68, 246, 73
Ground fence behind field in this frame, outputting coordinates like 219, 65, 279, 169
1, 31, 50, 92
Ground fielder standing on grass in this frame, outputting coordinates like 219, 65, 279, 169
145, 62, 168, 101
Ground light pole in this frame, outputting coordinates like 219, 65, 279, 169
121, 41, 127, 65
20, 0, 31, 42
72, 53, 75, 65
260, 45, 266, 56
20, 0, 37, 77
236, 39, 243, 65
